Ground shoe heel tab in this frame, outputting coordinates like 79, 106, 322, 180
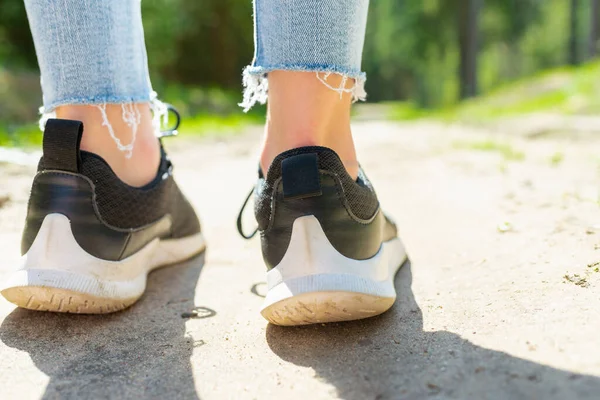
281, 153, 322, 200
42, 119, 84, 173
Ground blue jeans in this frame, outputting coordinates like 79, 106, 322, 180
25, 0, 369, 116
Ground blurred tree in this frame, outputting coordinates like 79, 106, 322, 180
141, 0, 187, 82
0, 0, 36, 68
590, 0, 600, 57
458, 0, 481, 98
570, 0, 581, 65
0, 0, 598, 115
171, 1, 253, 88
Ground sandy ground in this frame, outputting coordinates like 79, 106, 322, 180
0, 120, 599, 399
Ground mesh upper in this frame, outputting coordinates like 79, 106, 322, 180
40, 149, 200, 237
254, 146, 380, 230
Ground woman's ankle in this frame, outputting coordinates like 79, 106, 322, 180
259, 71, 359, 179
56, 104, 161, 187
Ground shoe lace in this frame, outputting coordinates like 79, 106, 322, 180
157, 103, 181, 138
236, 186, 258, 239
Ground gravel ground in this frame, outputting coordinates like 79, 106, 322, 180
0, 120, 599, 399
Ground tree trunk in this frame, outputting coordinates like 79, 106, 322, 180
458, 0, 480, 99
590, 0, 600, 58
569, 0, 580, 65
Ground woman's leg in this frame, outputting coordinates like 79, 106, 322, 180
242, 0, 407, 326
1, 0, 205, 313
241, 0, 369, 179
25, 0, 160, 186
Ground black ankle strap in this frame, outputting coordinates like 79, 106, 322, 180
42, 119, 84, 173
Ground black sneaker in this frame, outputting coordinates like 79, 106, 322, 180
238, 146, 407, 326
1, 119, 205, 313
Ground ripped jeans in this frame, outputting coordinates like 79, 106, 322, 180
25, 0, 369, 118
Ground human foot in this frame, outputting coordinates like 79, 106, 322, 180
239, 146, 407, 326
1, 119, 205, 313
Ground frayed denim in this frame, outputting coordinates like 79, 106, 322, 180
25, 0, 369, 118
240, 0, 369, 111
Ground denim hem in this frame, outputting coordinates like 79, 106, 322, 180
38, 92, 169, 139
239, 64, 367, 112
42, 94, 154, 114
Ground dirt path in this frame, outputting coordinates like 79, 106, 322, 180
0, 120, 599, 399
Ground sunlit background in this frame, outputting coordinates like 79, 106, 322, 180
1, 0, 599, 144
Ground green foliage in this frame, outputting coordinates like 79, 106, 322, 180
0, 0, 36, 68
180, 113, 262, 137
0, 0, 599, 126
0, 123, 41, 147
160, 85, 265, 137
390, 59, 600, 122
386, 102, 430, 120
142, 0, 254, 90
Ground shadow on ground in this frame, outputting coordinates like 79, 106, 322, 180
267, 261, 600, 399
2, 255, 599, 399
0, 254, 207, 400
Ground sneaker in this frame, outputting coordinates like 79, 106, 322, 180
1, 119, 205, 313
238, 146, 407, 326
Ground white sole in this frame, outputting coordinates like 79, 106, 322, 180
261, 215, 407, 326
0, 214, 206, 313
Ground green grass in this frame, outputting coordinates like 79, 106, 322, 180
387, 102, 432, 121
178, 112, 263, 137
160, 84, 266, 134
453, 139, 525, 161
550, 152, 564, 166
390, 60, 600, 122
0, 123, 42, 148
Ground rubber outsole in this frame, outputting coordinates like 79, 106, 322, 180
1, 214, 206, 314
1, 286, 138, 314
0, 245, 206, 314
260, 216, 407, 326
261, 290, 398, 326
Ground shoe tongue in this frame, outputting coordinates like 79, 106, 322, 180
265, 146, 344, 182
42, 119, 84, 173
